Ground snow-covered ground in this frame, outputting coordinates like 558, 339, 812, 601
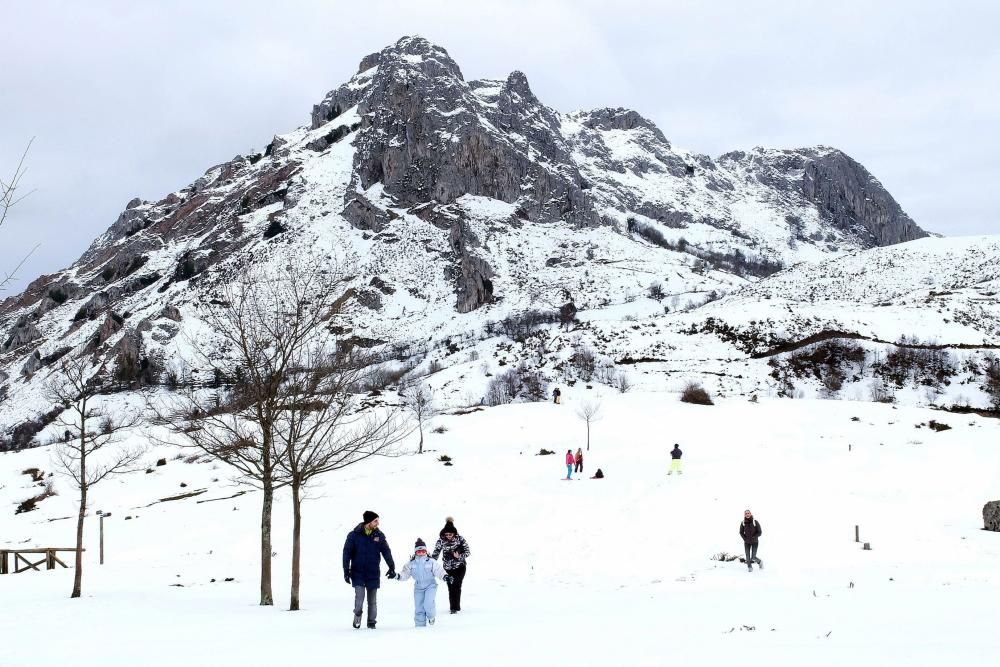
2, 391, 998, 666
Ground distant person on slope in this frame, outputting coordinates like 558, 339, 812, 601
343, 510, 397, 629
669, 444, 683, 475
565, 449, 575, 479
431, 517, 471, 613
590, 468, 604, 479
575, 447, 584, 474
553, 387, 562, 404
397, 538, 451, 627
739, 509, 763, 572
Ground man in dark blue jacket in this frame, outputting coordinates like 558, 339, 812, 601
343, 510, 396, 629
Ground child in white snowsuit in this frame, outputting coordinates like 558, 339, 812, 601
397, 538, 451, 627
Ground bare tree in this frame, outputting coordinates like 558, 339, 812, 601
1, 139, 36, 291
575, 399, 602, 451
275, 347, 409, 610
401, 381, 437, 454
47, 358, 142, 598
156, 257, 352, 606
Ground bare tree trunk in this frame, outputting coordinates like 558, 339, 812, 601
260, 476, 274, 606
418, 424, 424, 454
290, 478, 302, 611
72, 481, 86, 598
586, 422, 590, 451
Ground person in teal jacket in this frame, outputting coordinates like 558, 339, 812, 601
397, 538, 451, 627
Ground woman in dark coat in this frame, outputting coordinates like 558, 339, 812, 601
431, 516, 471, 613
739, 509, 763, 572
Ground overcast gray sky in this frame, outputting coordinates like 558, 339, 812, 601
2, 0, 997, 289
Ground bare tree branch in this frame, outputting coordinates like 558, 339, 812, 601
401, 381, 437, 455
1, 139, 38, 291
153, 255, 363, 608
46, 357, 144, 598
576, 399, 603, 451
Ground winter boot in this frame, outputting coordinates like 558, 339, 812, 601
429, 617, 436, 625
353, 613, 362, 629
747, 563, 753, 572
367, 620, 377, 629
755, 558, 763, 570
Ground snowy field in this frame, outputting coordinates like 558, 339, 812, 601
2, 391, 999, 666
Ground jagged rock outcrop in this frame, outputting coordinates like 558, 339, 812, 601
342, 193, 397, 232
73, 289, 119, 321
20, 350, 42, 377
802, 150, 926, 246
985, 501, 1000, 532
718, 147, 927, 248
3, 319, 42, 352
339, 37, 600, 228
91, 313, 124, 350
449, 221, 494, 313
108, 329, 142, 379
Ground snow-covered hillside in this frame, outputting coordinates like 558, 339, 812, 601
2, 392, 998, 665
1, 35, 957, 445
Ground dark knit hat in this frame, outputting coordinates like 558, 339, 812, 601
440, 516, 457, 537
363, 510, 379, 524
414, 538, 427, 551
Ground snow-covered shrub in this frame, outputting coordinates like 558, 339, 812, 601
483, 364, 548, 405
570, 344, 597, 381
484, 369, 519, 406
647, 282, 666, 301
983, 356, 1000, 410
15, 479, 57, 514
873, 338, 955, 389
516, 363, 549, 402
680, 382, 713, 405
485, 309, 560, 342
869, 379, 895, 403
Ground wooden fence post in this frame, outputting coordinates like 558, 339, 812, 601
100, 514, 105, 565
855, 525, 860, 543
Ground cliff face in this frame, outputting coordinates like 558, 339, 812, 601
718, 147, 927, 247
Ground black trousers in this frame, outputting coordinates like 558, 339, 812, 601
744, 542, 759, 564
447, 564, 467, 611
574, 460, 583, 473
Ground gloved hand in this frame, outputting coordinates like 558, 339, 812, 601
344, 573, 352, 585
444, 575, 454, 584
386, 570, 397, 580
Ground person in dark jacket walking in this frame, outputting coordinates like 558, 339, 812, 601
431, 517, 471, 613
739, 509, 763, 572
343, 510, 397, 628
552, 387, 562, 404
668, 444, 683, 475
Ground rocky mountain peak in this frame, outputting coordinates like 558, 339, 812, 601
578, 107, 671, 149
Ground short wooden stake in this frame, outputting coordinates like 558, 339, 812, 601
862, 542, 871, 551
